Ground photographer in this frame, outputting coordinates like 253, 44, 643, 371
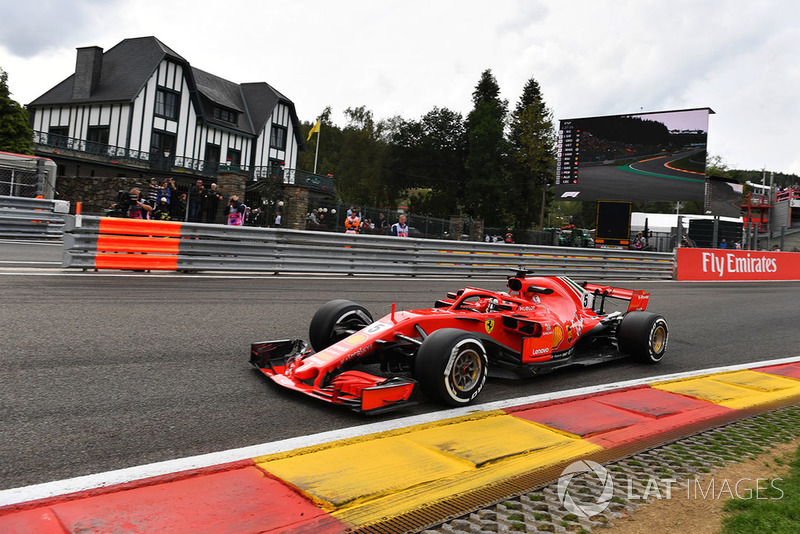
126, 188, 153, 219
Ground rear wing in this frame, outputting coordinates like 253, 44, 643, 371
582, 282, 650, 312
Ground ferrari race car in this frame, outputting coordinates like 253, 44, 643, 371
250, 272, 668, 414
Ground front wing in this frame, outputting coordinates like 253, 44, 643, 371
250, 339, 417, 415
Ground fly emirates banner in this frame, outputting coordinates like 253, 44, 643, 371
677, 248, 800, 281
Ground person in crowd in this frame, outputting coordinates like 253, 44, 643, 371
391, 214, 409, 237
152, 197, 171, 220
126, 188, 153, 219
376, 212, 387, 235
719, 239, 728, 249
247, 207, 265, 226
632, 232, 647, 250
176, 193, 187, 220
274, 211, 282, 227
161, 178, 175, 206
227, 195, 246, 225
344, 210, 360, 234
147, 178, 162, 207
204, 183, 223, 223
188, 179, 204, 222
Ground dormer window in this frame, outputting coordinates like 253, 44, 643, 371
213, 107, 238, 124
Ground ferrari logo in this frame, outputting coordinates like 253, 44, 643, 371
485, 320, 495, 334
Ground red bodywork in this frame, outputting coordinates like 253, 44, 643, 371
251, 275, 652, 414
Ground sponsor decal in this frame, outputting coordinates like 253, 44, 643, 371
485, 319, 495, 334
345, 333, 368, 345
313, 350, 334, 361
552, 325, 563, 348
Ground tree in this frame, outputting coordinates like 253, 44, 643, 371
386, 107, 468, 217
464, 69, 508, 226
508, 77, 556, 229
0, 68, 33, 154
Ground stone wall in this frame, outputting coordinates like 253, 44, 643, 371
55, 176, 150, 215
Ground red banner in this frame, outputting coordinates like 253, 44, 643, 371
677, 248, 800, 281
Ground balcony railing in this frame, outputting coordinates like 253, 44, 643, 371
33, 131, 335, 193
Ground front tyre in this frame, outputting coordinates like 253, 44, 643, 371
308, 299, 373, 351
617, 311, 668, 364
415, 328, 488, 406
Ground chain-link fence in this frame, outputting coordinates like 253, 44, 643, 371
0, 168, 40, 198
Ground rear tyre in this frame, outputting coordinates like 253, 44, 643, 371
309, 299, 373, 351
415, 328, 488, 406
617, 311, 668, 364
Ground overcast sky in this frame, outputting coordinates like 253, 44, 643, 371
1, 0, 798, 175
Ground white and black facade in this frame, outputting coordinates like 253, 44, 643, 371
28, 37, 307, 186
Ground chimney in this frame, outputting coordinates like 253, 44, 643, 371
73, 46, 103, 99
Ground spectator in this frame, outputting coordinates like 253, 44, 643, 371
161, 178, 175, 206
632, 232, 647, 250
152, 197, 171, 220
274, 211, 282, 227
126, 188, 153, 219
188, 179, 204, 222
344, 210, 360, 234
376, 212, 387, 234
227, 195, 246, 225
176, 193, 188, 221
147, 178, 162, 207
307, 211, 318, 225
204, 183, 223, 223
719, 239, 728, 249
247, 207, 265, 226
391, 214, 409, 237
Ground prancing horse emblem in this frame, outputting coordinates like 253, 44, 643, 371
485, 319, 495, 334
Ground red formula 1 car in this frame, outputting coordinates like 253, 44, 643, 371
250, 272, 668, 414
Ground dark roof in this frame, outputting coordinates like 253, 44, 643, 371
29, 36, 186, 106
28, 36, 300, 142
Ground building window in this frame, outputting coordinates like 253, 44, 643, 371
205, 143, 221, 164
48, 126, 69, 148
226, 148, 241, 167
86, 126, 110, 155
213, 107, 238, 124
270, 124, 287, 150
155, 88, 180, 120
150, 130, 176, 156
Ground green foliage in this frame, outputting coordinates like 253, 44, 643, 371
465, 69, 509, 226
0, 68, 33, 154
508, 77, 557, 229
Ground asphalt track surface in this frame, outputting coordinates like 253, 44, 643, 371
557, 149, 706, 202
2, 242, 799, 493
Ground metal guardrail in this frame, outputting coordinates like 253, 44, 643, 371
0, 195, 70, 238
62, 215, 676, 278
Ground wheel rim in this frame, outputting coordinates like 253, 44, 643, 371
650, 323, 667, 353
331, 309, 371, 339
449, 347, 482, 392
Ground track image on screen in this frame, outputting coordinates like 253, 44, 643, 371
556, 108, 713, 202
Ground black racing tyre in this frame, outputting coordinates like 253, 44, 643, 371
617, 311, 669, 364
414, 328, 488, 406
308, 299, 374, 352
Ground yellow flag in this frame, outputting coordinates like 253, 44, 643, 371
307, 119, 321, 141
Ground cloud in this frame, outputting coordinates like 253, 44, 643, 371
0, 0, 120, 57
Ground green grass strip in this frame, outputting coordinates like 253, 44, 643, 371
719, 443, 800, 533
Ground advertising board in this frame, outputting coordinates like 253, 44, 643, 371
677, 248, 800, 281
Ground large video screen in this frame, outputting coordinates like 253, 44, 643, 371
555, 108, 713, 202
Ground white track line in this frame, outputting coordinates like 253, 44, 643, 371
2, 354, 800, 507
